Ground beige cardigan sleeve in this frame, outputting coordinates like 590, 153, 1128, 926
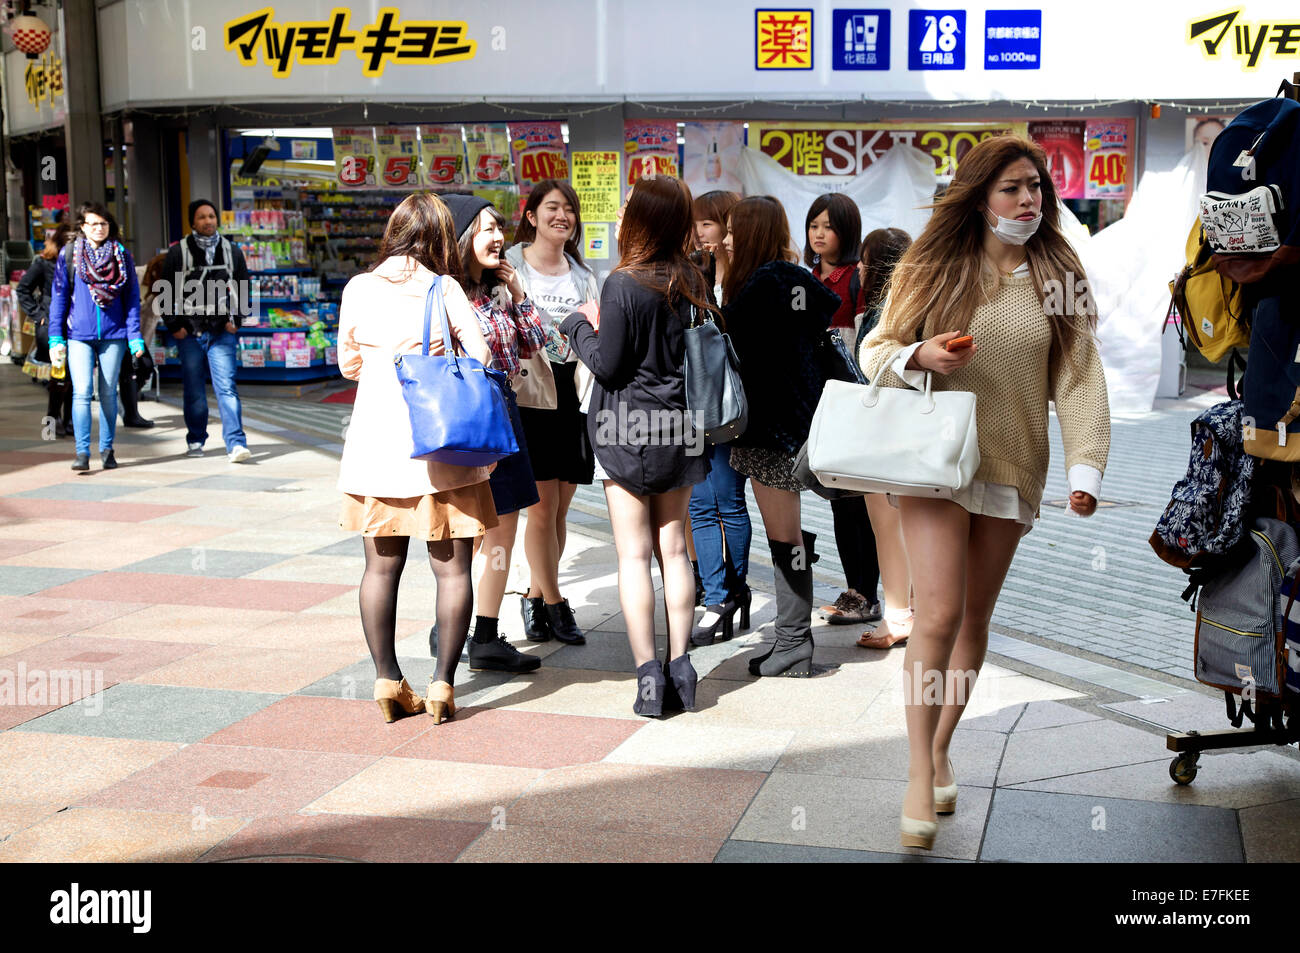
1049, 323, 1111, 476
857, 296, 914, 389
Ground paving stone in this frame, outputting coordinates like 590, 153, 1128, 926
980, 789, 1243, 863
117, 549, 293, 578
0, 566, 97, 595
714, 840, 965, 863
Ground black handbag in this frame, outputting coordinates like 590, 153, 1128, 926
132, 348, 155, 389
684, 303, 748, 445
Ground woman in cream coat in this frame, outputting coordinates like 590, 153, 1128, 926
337, 192, 497, 726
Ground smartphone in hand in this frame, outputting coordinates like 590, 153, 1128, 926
945, 335, 974, 352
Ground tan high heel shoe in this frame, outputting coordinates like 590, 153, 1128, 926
934, 759, 957, 815
426, 679, 457, 725
900, 814, 938, 850
374, 677, 425, 723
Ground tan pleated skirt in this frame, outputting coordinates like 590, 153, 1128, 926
340, 482, 498, 540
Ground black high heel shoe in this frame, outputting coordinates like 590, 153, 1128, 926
730, 585, 752, 633
633, 659, 666, 717
690, 603, 733, 647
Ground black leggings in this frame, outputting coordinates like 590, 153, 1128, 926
830, 495, 880, 599
359, 535, 475, 686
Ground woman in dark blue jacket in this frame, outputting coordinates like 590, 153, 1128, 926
47, 203, 144, 471
721, 195, 842, 678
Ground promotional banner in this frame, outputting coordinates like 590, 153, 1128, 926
464, 122, 513, 186
331, 127, 377, 189
418, 124, 468, 189
1084, 119, 1134, 200
682, 121, 746, 196
571, 151, 622, 222
1028, 120, 1086, 199
509, 122, 570, 195
1185, 115, 1236, 157
374, 126, 419, 189
747, 122, 1025, 177
624, 120, 680, 189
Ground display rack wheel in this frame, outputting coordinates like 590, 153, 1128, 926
1169, 753, 1199, 786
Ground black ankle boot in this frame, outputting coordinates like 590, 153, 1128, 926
663, 654, 698, 712
749, 538, 815, 677
468, 616, 541, 674
632, 659, 666, 717
728, 584, 752, 632
544, 599, 585, 645
521, 596, 552, 642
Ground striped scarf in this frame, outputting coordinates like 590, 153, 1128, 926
193, 232, 220, 265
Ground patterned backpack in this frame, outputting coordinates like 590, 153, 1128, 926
1150, 400, 1255, 570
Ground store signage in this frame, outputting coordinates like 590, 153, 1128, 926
418, 124, 467, 188
1028, 121, 1085, 199
23, 49, 63, 109
831, 10, 890, 70
464, 123, 512, 186
624, 121, 680, 188
984, 9, 1041, 69
1189, 9, 1300, 68
1084, 119, 1133, 200
509, 122, 569, 195
908, 9, 965, 70
755, 9, 813, 69
224, 8, 476, 77
375, 126, 419, 187
750, 121, 1021, 176
571, 152, 622, 222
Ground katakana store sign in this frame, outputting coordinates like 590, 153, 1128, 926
2, 30, 65, 134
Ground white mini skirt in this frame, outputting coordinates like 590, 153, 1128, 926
888, 480, 1035, 537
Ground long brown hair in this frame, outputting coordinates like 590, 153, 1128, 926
513, 179, 586, 266
614, 176, 715, 321
39, 222, 73, 261
373, 192, 462, 282
860, 227, 911, 313
722, 195, 799, 305
457, 203, 508, 301
880, 134, 1095, 356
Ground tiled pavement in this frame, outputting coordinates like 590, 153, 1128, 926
2, 364, 1298, 863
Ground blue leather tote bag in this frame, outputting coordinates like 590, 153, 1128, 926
393, 276, 518, 467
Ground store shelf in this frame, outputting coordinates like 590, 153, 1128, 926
159, 361, 340, 383
248, 266, 314, 274
237, 325, 336, 335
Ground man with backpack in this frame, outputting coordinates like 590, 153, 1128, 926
159, 199, 252, 463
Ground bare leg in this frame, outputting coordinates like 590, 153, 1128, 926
896, 496, 970, 823
865, 493, 911, 614
932, 515, 1023, 787
604, 480, 656, 666
555, 481, 578, 563
524, 480, 562, 603
475, 510, 520, 618
651, 486, 695, 659
749, 480, 801, 546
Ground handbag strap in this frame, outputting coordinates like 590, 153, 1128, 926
422, 276, 461, 368
865, 343, 933, 406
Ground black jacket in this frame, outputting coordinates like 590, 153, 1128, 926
559, 270, 710, 496
724, 260, 841, 454
158, 235, 251, 334
17, 256, 54, 324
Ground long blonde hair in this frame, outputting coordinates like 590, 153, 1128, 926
880, 135, 1095, 360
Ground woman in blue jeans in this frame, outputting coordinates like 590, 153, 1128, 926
47, 203, 145, 472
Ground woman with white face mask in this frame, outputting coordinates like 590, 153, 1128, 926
859, 135, 1110, 851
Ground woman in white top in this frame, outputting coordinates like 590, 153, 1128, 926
503, 179, 599, 647
337, 192, 496, 727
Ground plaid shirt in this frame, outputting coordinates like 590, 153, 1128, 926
470, 289, 547, 380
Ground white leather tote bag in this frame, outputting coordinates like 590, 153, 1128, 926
806, 345, 980, 497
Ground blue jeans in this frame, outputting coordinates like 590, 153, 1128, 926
69, 338, 126, 457
177, 330, 246, 451
689, 443, 752, 605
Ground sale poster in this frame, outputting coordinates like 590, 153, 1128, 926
623, 120, 679, 189
509, 122, 570, 195
1028, 120, 1086, 199
682, 121, 746, 195
374, 126, 419, 189
570, 151, 622, 222
332, 127, 377, 189
418, 125, 467, 189
465, 122, 513, 186
1084, 119, 1134, 200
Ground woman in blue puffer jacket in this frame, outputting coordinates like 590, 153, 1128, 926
47, 202, 145, 472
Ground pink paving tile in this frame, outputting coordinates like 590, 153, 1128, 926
203, 696, 433, 755
0, 635, 207, 683
505, 762, 767, 840
457, 826, 722, 863
201, 813, 483, 863
79, 744, 377, 819
0, 498, 190, 524
0, 450, 74, 467
37, 572, 354, 612
391, 708, 644, 769
131, 644, 362, 694
78, 605, 294, 644
0, 539, 57, 559
0, 596, 150, 637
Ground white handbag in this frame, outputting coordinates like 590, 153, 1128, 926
806, 345, 980, 497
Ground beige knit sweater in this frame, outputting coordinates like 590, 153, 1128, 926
858, 273, 1110, 513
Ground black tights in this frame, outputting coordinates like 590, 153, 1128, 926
359, 535, 475, 686
830, 495, 880, 599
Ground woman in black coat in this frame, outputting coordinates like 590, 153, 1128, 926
559, 176, 713, 718
17, 224, 74, 436
721, 195, 842, 677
